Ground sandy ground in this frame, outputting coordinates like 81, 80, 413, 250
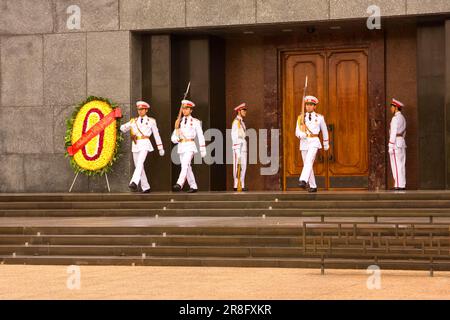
0, 265, 448, 300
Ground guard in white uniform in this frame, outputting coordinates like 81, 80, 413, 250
296, 96, 329, 192
388, 98, 407, 190
231, 103, 248, 192
171, 100, 206, 193
120, 101, 165, 193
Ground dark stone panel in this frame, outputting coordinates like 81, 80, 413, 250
142, 35, 173, 192
208, 37, 226, 191
367, 31, 387, 191
170, 36, 191, 189
329, 176, 369, 189
188, 38, 211, 191
385, 21, 419, 190
170, 36, 227, 191
446, 20, 450, 189
131, 33, 143, 104
263, 37, 281, 191
225, 36, 266, 191
417, 22, 446, 189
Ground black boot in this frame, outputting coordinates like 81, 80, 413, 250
128, 182, 138, 192
298, 180, 307, 189
142, 189, 151, 194
187, 188, 198, 193
172, 184, 182, 192
308, 188, 318, 193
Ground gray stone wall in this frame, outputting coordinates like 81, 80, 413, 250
1, 0, 449, 36
0, 1, 134, 192
118, 0, 450, 29
0, 0, 449, 192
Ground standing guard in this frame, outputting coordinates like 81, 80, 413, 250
231, 103, 248, 192
120, 101, 165, 193
296, 96, 329, 193
171, 100, 206, 193
388, 98, 407, 190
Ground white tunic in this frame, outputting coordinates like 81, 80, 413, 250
231, 115, 247, 151
120, 115, 163, 153
171, 115, 206, 154
295, 112, 329, 151
389, 111, 407, 150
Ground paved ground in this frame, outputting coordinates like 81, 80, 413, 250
0, 265, 448, 300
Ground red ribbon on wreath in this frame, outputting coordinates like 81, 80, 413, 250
67, 108, 122, 156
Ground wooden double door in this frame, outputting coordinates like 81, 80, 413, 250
283, 48, 369, 190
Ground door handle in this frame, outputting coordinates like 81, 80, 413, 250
317, 151, 324, 163
327, 124, 335, 163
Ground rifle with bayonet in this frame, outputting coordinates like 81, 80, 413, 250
175, 82, 191, 130
299, 76, 308, 132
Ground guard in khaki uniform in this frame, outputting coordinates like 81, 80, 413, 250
120, 101, 165, 193
171, 100, 206, 193
231, 103, 248, 192
388, 98, 407, 190
296, 96, 329, 193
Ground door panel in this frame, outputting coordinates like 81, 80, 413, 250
327, 51, 368, 176
283, 52, 326, 179
283, 49, 369, 190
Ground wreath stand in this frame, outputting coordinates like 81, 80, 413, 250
68, 172, 111, 193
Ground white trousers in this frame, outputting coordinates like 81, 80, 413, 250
299, 148, 319, 188
389, 148, 406, 188
233, 148, 247, 189
131, 150, 150, 191
176, 151, 197, 189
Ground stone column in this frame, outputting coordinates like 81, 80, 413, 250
417, 22, 446, 189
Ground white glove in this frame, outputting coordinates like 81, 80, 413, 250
201, 150, 207, 158
159, 149, 165, 156
324, 144, 330, 151
388, 147, 394, 154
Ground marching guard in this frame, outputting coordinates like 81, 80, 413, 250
231, 103, 248, 192
120, 101, 165, 193
388, 98, 407, 190
296, 96, 329, 193
171, 100, 206, 193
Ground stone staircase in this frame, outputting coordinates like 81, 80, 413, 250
0, 192, 449, 272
